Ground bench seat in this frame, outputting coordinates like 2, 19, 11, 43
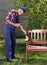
27, 45, 47, 51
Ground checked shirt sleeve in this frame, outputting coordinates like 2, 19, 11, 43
5, 12, 12, 21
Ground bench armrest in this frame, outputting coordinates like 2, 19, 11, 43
26, 40, 32, 45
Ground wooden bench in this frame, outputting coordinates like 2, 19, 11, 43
26, 29, 47, 62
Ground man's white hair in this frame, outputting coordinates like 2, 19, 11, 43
11, 9, 16, 12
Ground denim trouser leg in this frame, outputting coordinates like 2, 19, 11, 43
11, 29, 16, 57
4, 25, 12, 59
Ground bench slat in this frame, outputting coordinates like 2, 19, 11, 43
28, 41, 47, 44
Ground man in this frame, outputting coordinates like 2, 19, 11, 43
4, 7, 29, 62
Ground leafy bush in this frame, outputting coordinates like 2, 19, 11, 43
12, 0, 47, 30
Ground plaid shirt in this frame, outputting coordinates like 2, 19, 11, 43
5, 11, 20, 23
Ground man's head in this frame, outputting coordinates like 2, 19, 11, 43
17, 7, 26, 15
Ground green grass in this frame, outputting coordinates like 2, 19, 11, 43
0, 38, 47, 65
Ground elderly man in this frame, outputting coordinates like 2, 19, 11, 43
4, 7, 29, 62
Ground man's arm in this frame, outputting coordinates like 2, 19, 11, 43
19, 24, 29, 41
6, 19, 20, 27
19, 24, 27, 35
6, 19, 27, 35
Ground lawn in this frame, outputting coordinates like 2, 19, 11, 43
0, 38, 47, 65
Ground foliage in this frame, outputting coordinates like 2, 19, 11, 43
12, 0, 47, 30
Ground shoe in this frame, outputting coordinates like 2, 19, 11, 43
11, 56, 20, 59
25, 36, 29, 41
6, 58, 12, 62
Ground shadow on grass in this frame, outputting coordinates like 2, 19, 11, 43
0, 59, 6, 62
16, 42, 26, 54
20, 58, 47, 65
0, 42, 47, 65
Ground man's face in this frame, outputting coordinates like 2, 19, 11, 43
18, 9, 24, 15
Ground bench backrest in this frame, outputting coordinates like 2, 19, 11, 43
28, 29, 47, 44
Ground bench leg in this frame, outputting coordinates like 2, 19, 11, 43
26, 50, 29, 62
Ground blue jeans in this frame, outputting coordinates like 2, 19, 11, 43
4, 24, 16, 59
